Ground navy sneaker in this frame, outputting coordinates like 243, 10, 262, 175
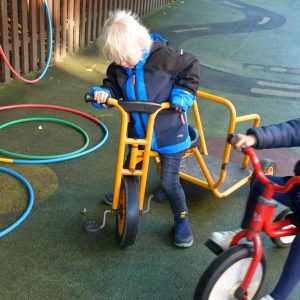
104, 192, 113, 205
174, 212, 193, 247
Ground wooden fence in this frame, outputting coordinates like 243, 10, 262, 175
0, 0, 172, 83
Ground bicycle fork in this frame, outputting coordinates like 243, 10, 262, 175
232, 196, 278, 299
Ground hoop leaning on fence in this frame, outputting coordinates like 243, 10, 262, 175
0, 0, 52, 83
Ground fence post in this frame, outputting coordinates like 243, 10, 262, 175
29, 0, 38, 71
38, 0, 46, 69
20, 0, 29, 75
103, 0, 108, 21
10, 0, 20, 74
61, 0, 67, 58
0, 0, 10, 82
74, 0, 80, 51
80, 0, 86, 47
86, 0, 92, 45
53, 0, 61, 62
96, 0, 103, 37
92, 0, 98, 41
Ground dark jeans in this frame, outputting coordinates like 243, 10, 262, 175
124, 148, 187, 216
160, 151, 187, 216
241, 176, 300, 300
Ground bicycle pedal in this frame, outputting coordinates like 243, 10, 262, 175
205, 239, 224, 255
83, 219, 101, 235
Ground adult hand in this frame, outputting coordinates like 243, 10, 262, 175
230, 134, 257, 152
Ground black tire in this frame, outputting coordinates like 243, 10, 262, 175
250, 158, 277, 188
115, 176, 140, 246
271, 208, 296, 248
194, 245, 266, 300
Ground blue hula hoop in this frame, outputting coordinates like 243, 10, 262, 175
0, 166, 34, 237
39, 0, 53, 80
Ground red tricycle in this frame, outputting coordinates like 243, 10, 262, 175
194, 146, 300, 300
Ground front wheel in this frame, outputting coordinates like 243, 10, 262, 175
271, 208, 296, 248
194, 245, 266, 300
116, 176, 140, 246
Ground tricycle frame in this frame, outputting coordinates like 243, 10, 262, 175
85, 90, 262, 246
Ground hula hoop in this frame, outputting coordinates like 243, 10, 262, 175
0, 117, 89, 159
0, 104, 109, 164
0, 0, 52, 83
0, 166, 34, 238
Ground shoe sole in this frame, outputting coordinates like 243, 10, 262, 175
205, 238, 224, 255
205, 238, 254, 255
103, 199, 112, 206
103, 194, 113, 206
175, 239, 193, 248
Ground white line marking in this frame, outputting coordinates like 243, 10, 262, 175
173, 27, 210, 33
251, 88, 300, 98
258, 17, 271, 25
257, 81, 300, 90
224, 1, 244, 8
270, 66, 287, 73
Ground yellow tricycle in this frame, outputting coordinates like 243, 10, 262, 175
83, 91, 275, 247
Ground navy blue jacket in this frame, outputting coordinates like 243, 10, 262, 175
248, 118, 300, 205
247, 118, 300, 150
91, 40, 200, 154
247, 118, 300, 174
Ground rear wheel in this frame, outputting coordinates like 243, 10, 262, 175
194, 245, 266, 300
250, 159, 277, 188
271, 208, 296, 248
116, 176, 140, 246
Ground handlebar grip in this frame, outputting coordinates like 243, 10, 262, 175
227, 134, 236, 144
227, 133, 249, 153
84, 93, 110, 105
84, 93, 95, 103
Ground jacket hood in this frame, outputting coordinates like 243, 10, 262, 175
150, 40, 169, 54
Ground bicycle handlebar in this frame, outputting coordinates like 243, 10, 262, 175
85, 93, 117, 106
84, 93, 170, 113
227, 134, 300, 193
84, 93, 96, 103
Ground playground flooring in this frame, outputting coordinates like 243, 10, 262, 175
0, 0, 300, 299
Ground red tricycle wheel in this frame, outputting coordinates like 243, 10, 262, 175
271, 208, 296, 248
194, 245, 266, 300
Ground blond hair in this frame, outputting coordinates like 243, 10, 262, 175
99, 10, 152, 64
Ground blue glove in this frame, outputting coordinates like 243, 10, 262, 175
89, 87, 111, 110
170, 88, 195, 112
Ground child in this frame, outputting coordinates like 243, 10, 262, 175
89, 10, 200, 248
208, 118, 300, 300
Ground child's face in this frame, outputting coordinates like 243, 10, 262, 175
117, 57, 139, 69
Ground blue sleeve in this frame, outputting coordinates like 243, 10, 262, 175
89, 87, 111, 110
170, 88, 196, 112
150, 32, 169, 44
247, 118, 300, 149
